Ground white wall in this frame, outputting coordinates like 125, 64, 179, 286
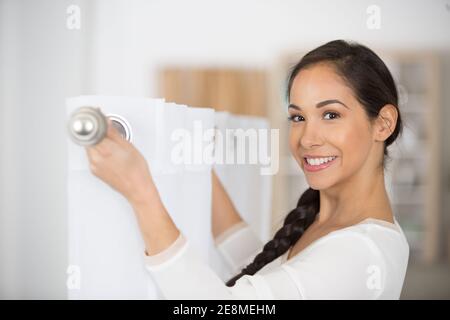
89, 0, 450, 97
0, 0, 21, 299
0, 0, 449, 299
0, 0, 93, 298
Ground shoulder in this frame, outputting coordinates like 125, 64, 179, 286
281, 221, 409, 299
297, 219, 409, 262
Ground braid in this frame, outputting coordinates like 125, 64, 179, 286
225, 187, 320, 287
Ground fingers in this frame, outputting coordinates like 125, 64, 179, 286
86, 145, 99, 161
87, 118, 122, 157
106, 118, 124, 143
85, 117, 129, 164
94, 137, 117, 157
85, 145, 102, 173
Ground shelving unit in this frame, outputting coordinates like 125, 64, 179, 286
383, 52, 442, 264
269, 50, 443, 264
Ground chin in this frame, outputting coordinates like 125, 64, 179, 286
303, 171, 339, 190
305, 180, 332, 191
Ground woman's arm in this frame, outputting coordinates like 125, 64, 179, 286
129, 181, 181, 256
85, 119, 244, 256
211, 170, 244, 239
85, 119, 180, 256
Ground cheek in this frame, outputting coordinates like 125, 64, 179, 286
333, 124, 372, 167
288, 127, 301, 158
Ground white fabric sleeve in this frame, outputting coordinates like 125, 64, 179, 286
213, 221, 264, 275
144, 230, 388, 300
144, 232, 300, 300
282, 231, 388, 299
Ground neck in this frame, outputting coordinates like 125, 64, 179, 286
316, 168, 393, 226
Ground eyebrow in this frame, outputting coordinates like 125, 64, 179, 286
288, 99, 350, 111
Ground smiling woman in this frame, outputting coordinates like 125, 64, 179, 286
224, 39, 408, 292
85, 39, 410, 299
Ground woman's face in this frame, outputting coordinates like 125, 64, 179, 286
288, 63, 376, 191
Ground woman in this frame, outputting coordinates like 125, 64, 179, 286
86, 40, 409, 299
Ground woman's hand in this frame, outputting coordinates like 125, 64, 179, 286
85, 118, 180, 255
85, 118, 154, 204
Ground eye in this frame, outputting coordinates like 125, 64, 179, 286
287, 112, 340, 123
287, 114, 304, 123
323, 111, 340, 120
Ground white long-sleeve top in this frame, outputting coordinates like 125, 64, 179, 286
144, 218, 409, 299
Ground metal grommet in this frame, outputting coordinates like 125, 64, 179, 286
106, 114, 132, 142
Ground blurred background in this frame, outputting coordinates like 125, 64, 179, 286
0, 0, 449, 299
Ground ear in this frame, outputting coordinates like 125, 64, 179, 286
373, 104, 398, 142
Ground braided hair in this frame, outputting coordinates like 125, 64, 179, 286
226, 188, 319, 286
225, 39, 403, 287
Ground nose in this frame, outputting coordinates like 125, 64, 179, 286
299, 121, 322, 149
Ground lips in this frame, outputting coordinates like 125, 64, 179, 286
303, 156, 338, 172
303, 154, 336, 158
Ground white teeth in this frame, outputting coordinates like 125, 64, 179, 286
306, 156, 336, 166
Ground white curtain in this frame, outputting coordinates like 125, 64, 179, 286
209, 112, 273, 282
67, 96, 216, 299
67, 97, 273, 298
